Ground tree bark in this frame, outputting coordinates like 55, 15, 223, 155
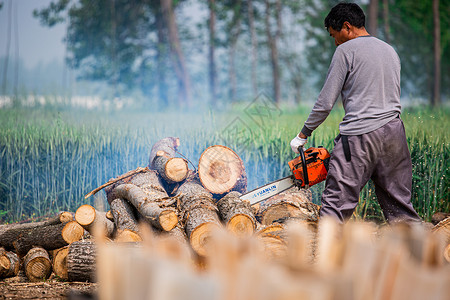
161, 0, 192, 106
75, 204, 115, 238
198, 145, 247, 197
216, 191, 256, 237
13, 221, 84, 256
110, 198, 139, 233
52, 246, 69, 280
208, 0, 217, 107
67, 240, 97, 282
256, 187, 318, 226
0, 251, 20, 279
23, 247, 52, 282
115, 181, 178, 231
176, 171, 222, 256
431, 0, 441, 106
368, 0, 379, 37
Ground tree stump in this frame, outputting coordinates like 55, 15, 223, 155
75, 204, 115, 237
198, 145, 247, 197
256, 187, 319, 226
0, 251, 20, 279
52, 246, 69, 280
115, 179, 178, 231
216, 191, 256, 237
176, 171, 222, 256
110, 198, 139, 233
23, 247, 52, 282
68, 240, 97, 282
13, 221, 84, 256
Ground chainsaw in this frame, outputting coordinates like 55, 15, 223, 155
240, 146, 331, 205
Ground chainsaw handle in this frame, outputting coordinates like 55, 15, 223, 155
297, 147, 309, 187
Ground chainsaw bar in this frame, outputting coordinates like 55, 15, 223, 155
240, 176, 295, 206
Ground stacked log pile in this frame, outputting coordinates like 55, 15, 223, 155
1, 136, 449, 295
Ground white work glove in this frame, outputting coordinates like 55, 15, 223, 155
290, 135, 307, 154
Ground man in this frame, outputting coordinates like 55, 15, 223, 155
290, 2, 421, 224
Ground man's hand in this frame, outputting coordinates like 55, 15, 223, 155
290, 134, 307, 154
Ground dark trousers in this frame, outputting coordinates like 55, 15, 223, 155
319, 117, 421, 223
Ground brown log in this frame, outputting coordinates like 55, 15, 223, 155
0, 251, 20, 279
176, 171, 222, 256
115, 179, 178, 231
23, 247, 52, 282
198, 145, 247, 196
256, 187, 319, 226
0, 211, 74, 250
431, 212, 450, 225
67, 240, 97, 282
75, 204, 115, 237
13, 221, 84, 256
148, 137, 180, 168
52, 246, 69, 280
110, 198, 139, 233
216, 191, 256, 237
153, 152, 188, 183
115, 229, 142, 243
106, 210, 114, 221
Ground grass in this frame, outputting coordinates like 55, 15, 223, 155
0, 104, 448, 223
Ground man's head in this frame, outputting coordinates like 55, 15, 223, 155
324, 3, 368, 46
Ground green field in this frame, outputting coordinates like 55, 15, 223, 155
0, 104, 448, 224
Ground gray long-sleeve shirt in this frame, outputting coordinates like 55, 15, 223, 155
301, 36, 401, 136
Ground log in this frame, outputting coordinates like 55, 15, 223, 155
216, 191, 256, 237
153, 152, 189, 183
255, 224, 288, 261
0, 251, 20, 279
23, 247, 52, 282
0, 211, 74, 250
431, 212, 450, 225
432, 217, 450, 243
115, 181, 178, 231
115, 229, 142, 243
52, 246, 69, 280
198, 145, 247, 196
13, 221, 84, 256
67, 240, 97, 282
75, 204, 115, 237
110, 198, 139, 233
176, 171, 222, 256
256, 187, 319, 226
148, 137, 180, 168
106, 210, 114, 221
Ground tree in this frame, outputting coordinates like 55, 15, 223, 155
432, 0, 441, 106
208, 0, 217, 107
368, 0, 379, 36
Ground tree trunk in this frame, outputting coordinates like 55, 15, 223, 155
115, 182, 178, 231
265, 0, 282, 104
198, 145, 247, 197
248, 0, 258, 96
176, 172, 222, 256
256, 187, 318, 226
52, 246, 69, 280
0, 212, 73, 250
110, 198, 139, 233
208, 0, 217, 107
216, 191, 256, 237
156, 8, 169, 108
382, 0, 391, 44
1, 0, 12, 94
228, 0, 242, 103
161, 0, 192, 106
13, 221, 84, 256
368, 0, 379, 37
67, 240, 97, 282
0, 251, 20, 279
75, 204, 115, 238
431, 0, 441, 107
23, 247, 52, 282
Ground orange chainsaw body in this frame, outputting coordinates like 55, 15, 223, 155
288, 147, 331, 188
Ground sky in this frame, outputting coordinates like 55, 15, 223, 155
0, 0, 66, 69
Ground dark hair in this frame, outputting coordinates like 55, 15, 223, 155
324, 2, 365, 31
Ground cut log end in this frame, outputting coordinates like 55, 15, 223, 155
159, 210, 179, 231
53, 247, 69, 280
190, 222, 220, 257
444, 244, 450, 263
198, 145, 246, 195
59, 211, 74, 223
165, 157, 189, 182
227, 214, 255, 237
62, 221, 85, 244
75, 204, 96, 226
115, 229, 142, 243
24, 248, 52, 282
0, 255, 10, 270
